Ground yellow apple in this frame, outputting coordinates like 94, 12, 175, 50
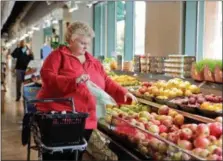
184, 90, 193, 96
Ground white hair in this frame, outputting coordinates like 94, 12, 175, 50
65, 21, 95, 42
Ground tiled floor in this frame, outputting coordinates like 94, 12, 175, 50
1, 71, 94, 160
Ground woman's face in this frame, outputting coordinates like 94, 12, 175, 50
69, 35, 90, 56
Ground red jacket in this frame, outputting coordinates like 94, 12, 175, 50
36, 46, 128, 129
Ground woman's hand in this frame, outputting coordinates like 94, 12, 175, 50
76, 74, 90, 84
124, 92, 138, 103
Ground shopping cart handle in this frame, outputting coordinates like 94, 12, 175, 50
26, 97, 75, 113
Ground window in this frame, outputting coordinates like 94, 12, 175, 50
116, 1, 126, 56
134, 1, 146, 55
203, 1, 222, 59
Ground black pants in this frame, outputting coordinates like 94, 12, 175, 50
42, 130, 93, 161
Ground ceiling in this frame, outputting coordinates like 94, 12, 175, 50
1, 1, 30, 36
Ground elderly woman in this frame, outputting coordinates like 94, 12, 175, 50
36, 21, 136, 160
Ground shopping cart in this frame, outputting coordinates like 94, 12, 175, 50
22, 97, 89, 161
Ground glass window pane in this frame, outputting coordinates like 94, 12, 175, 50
135, 1, 146, 55
203, 1, 222, 59
116, 1, 126, 56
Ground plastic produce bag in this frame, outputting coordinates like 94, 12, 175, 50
86, 80, 117, 119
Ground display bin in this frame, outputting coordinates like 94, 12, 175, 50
104, 114, 204, 161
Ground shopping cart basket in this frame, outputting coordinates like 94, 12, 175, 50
22, 97, 89, 161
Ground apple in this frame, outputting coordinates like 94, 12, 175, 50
217, 155, 222, 161
148, 124, 160, 134
194, 136, 210, 149
158, 105, 169, 115
168, 109, 178, 118
161, 119, 173, 128
169, 125, 180, 132
159, 125, 168, 133
207, 154, 219, 160
139, 145, 148, 154
196, 124, 210, 137
139, 111, 150, 118
189, 123, 198, 132
171, 152, 182, 160
197, 97, 206, 104
167, 132, 179, 144
192, 148, 203, 156
139, 117, 148, 123
185, 90, 193, 96
213, 147, 222, 156
136, 122, 145, 130
158, 142, 168, 153
189, 97, 196, 104
199, 149, 210, 158
215, 117, 223, 123
208, 135, 217, 143
151, 120, 161, 125
209, 122, 222, 138
151, 112, 158, 118
208, 145, 218, 154
179, 128, 193, 140
177, 139, 193, 150
160, 132, 168, 139
153, 152, 163, 160
174, 114, 184, 126
150, 138, 161, 150
135, 131, 146, 140
139, 87, 147, 94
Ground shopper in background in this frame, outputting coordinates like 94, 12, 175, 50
11, 40, 34, 101
36, 21, 137, 160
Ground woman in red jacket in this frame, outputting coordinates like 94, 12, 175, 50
37, 21, 136, 160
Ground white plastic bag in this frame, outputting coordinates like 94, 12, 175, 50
86, 80, 117, 119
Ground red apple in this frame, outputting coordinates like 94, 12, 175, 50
177, 139, 193, 150
189, 123, 198, 132
150, 138, 161, 150
139, 87, 147, 94
194, 136, 210, 149
158, 105, 169, 115
174, 114, 184, 126
208, 135, 217, 143
217, 155, 222, 161
169, 125, 180, 132
151, 120, 161, 126
213, 147, 222, 156
209, 122, 222, 138
196, 124, 210, 137
167, 132, 179, 144
179, 128, 193, 140
161, 119, 173, 128
159, 125, 168, 133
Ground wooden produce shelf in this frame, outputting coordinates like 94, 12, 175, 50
136, 97, 215, 124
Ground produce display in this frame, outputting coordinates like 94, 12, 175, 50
135, 78, 200, 100
110, 75, 140, 86
104, 104, 222, 160
170, 94, 223, 113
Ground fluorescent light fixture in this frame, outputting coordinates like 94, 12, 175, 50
52, 19, 58, 24
12, 39, 17, 44
69, 3, 78, 12
32, 26, 40, 31
24, 34, 29, 37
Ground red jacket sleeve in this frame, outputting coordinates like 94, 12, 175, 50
40, 49, 77, 94
98, 63, 129, 104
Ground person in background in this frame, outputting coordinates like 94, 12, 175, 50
11, 40, 34, 101
40, 40, 52, 65
36, 21, 137, 160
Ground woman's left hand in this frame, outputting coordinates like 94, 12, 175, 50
124, 92, 138, 103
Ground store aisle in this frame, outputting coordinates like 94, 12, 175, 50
1, 72, 94, 160
1, 72, 38, 160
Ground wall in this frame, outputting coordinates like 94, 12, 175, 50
145, 1, 183, 56
71, 3, 94, 53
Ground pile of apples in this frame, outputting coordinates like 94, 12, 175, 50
170, 94, 222, 112
135, 78, 200, 100
105, 105, 222, 160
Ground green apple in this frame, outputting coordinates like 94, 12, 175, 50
139, 111, 149, 118
139, 117, 148, 123
120, 106, 129, 112
208, 145, 218, 154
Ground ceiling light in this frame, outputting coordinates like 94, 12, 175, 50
69, 3, 78, 12
52, 19, 58, 24
32, 26, 40, 31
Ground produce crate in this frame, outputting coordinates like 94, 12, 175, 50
105, 115, 204, 161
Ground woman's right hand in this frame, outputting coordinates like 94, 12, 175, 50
76, 74, 90, 84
